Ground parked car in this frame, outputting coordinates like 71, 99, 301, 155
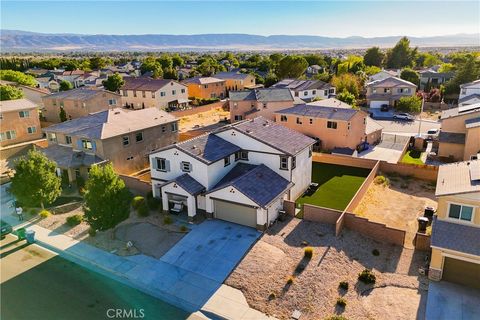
0, 220, 13, 238
393, 113, 414, 121
380, 104, 389, 112
426, 128, 440, 138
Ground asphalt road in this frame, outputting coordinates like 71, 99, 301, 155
0, 235, 188, 320
375, 119, 441, 136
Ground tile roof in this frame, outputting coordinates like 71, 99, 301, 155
460, 79, 480, 89
214, 72, 251, 80
271, 79, 332, 91
39, 144, 104, 168
229, 116, 316, 155
163, 174, 205, 195
43, 108, 177, 140
210, 163, 292, 208
43, 88, 119, 101
435, 160, 480, 196
441, 103, 480, 119
438, 131, 466, 144
458, 93, 480, 104
175, 133, 241, 164
366, 118, 384, 134
0, 99, 37, 112
276, 103, 359, 121
430, 216, 480, 256
366, 76, 417, 88
182, 77, 225, 85
121, 77, 183, 91
306, 98, 352, 109
229, 88, 293, 102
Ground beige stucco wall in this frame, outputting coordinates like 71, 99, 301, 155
441, 110, 480, 133
186, 81, 226, 99
230, 100, 293, 122
430, 247, 480, 271
0, 107, 43, 147
366, 85, 415, 105
438, 142, 465, 160
223, 74, 255, 91
464, 126, 480, 160
121, 81, 188, 110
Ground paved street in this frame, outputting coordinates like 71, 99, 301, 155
375, 119, 441, 136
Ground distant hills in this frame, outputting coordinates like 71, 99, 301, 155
1, 30, 479, 52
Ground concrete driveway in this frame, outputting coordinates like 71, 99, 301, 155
426, 281, 480, 320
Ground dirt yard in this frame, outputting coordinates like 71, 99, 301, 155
178, 107, 229, 132
226, 218, 428, 320
354, 175, 437, 248
420, 110, 441, 121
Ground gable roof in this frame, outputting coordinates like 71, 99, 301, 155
182, 77, 225, 85
0, 99, 37, 112
173, 133, 241, 164
271, 79, 332, 91
214, 72, 251, 80
441, 103, 480, 120
435, 160, 480, 196
43, 88, 119, 101
367, 76, 417, 88
431, 216, 480, 256
43, 108, 176, 140
276, 103, 360, 121
209, 163, 292, 208
229, 88, 293, 102
121, 77, 184, 92
162, 174, 205, 195
458, 93, 480, 104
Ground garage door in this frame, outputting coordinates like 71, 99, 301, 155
214, 199, 257, 228
443, 257, 480, 289
370, 100, 389, 108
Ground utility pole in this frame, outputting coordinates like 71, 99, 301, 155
418, 94, 425, 137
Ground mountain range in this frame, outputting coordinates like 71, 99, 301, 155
1, 30, 479, 52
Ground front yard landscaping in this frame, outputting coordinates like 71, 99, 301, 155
226, 218, 428, 320
296, 163, 370, 211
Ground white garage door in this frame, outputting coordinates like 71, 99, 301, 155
370, 100, 389, 108
214, 199, 257, 228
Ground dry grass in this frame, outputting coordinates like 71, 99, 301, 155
179, 107, 229, 132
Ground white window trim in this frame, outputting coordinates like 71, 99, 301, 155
446, 201, 476, 225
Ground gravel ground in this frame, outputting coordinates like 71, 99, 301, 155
226, 218, 429, 320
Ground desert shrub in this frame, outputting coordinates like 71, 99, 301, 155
324, 316, 348, 320
88, 227, 97, 237
137, 202, 149, 217
163, 215, 173, 225
131, 196, 145, 209
304, 246, 313, 259
374, 175, 389, 186
336, 297, 347, 307
268, 292, 276, 301
372, 249, 380, 256
339, 281, 349, 290
39, 210, 51, 218
66, 214, 83, 226
179, 225, 188, 232
358, 269, 376, 284
401, 183, 408, 189
287, 276, 294, 284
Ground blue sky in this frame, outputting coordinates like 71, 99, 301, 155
1, 1, 479, 37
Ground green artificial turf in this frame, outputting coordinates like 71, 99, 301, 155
401, 150, 424, 165
297, 163, 370, 211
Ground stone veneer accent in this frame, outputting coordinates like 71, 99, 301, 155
428, 268, 442, 281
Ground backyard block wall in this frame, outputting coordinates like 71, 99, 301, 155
169, 101, 227, 118
303, 204, 342, 224
119, 174, 152, 196
379, 162, 438, 181
414, 232, 431, 251
345, 161, 380, 213
312, 153, 377, 169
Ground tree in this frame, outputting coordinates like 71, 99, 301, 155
196, 58, 225, 76
400, 68, 420, 86
89, 56, 108, 70
364, 65, 382, 76
83, 164, 132, 231
140, 56, 163, 78
331, 73, 361, 98
438, 63, 455, 73
157, 54, 173, 69
276, 55, 308, 79
385, 37, 417, 69
304, 54, 326, 67
363, 47, 384, 67
102, 73, 124, 92
336, 89, 356, 106
171, 54, 184, 68
264, 72, 278, 87
0, 70, 37, 87
10, 150, 61, 209
396, 96, 422, 113
445, 54, 479, 95
163, 67, 178, 80
59, 107, 68, 122
59, 80, 73, 91
0, 84, 24, 100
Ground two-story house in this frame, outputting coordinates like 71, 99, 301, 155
41, 108, 178, 182
368, 69, 400, 82
429, 160, 480, 289
229, 88, 294, 122
0, 99, 43, 147
274, 98, 373, 152
271, 79, 335, 102
366, 76, 417, 108
418, 70, 453, 90
182, 77, 226, 99
458, 79, 480, 107
149, 116, 315, 230
438, 103, 480, 161
120, 77, 189, 110
213, 72, 256, 91
42, 88, 121, 123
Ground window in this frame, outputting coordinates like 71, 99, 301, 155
327, 121, 337, 129
383, 88, 390, 93
235, 151, 249, 161
181, 89, 185, 94
135, 132, 144, 142
329, 88, 335, 94
133, 90, 137, 97
171, 122, 178, 132
65, 135, 72, 144
142, 91, 146, 98
280, 156, 288, 170
234, 115, 243, 121
292, 156, 296, 169
347, 122, 351, 130
160, 91, 166, 97
304, 91, 308, 96
172, 90, 176, 95
181, 161, 192, 172
312, 90, 316, 95
0, 130, 16, 141
161, 126, 166, 133
108, 99, 117, 105
294, 92, 299, 97
280, 115, 287, 122
448, 203, 474, 222
204, 85, 209, 89
126, 156, 134, 161
123, 90, 128, 97
27, 126, 36, 134
156, 158, 167, 171
296, 117, 302, 124
309, 118, 313, 125
151, 92, 155, 98
324, 90, 328, 96
373, 88, 377, 94
0, 113, 3, 120
224, 156, 230, 167
263, 103, 267, 109
48, 132, 57, 142
122, 136, 130, 146
19, 111, 30, 118
82, 139, 93, 150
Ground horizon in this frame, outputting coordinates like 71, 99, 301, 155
1, 1, 478, 38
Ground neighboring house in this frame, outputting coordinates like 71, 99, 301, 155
213, 72, 256, 91
42, 88, 121, 123
429, 160, 480, 289
438, 103, 480, 161
458, 79, 480, 106
274, 98, 371, 151
120, 77, 189, 110
58, 70, 86, 88
36, 76, 59, 91
366, 76, 417, 108
271, 79, 335, 102
0, 99, 43, 147
18, 85, 49, 107
306, 65, 323, 75
418, 70, 453, 90
149, 116, 315, 229
182, 77, 226, 99
229, 88, 294, 122
41, 108, 178, 181
368, 69, 400, 82
365, 117, 383, 145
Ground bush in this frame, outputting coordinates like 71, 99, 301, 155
39, 210, 51, 218
66, 214, 83, 226
372, 249, 380, 256
396, 96, 422, 113
137, 202, 149, 217
339, 281, 349, 290
358, 269, 376, 284
268, 292, 276, 301
163, 215, 173, 225
304, 246, 313, 259
287, 276, 294, 284
88, 227, 97, 237
374, 175, 389, 186
336, 297, 347, 307
325, 316, 348, 320
147, 197, 161, 210
132, 196, 145, 209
